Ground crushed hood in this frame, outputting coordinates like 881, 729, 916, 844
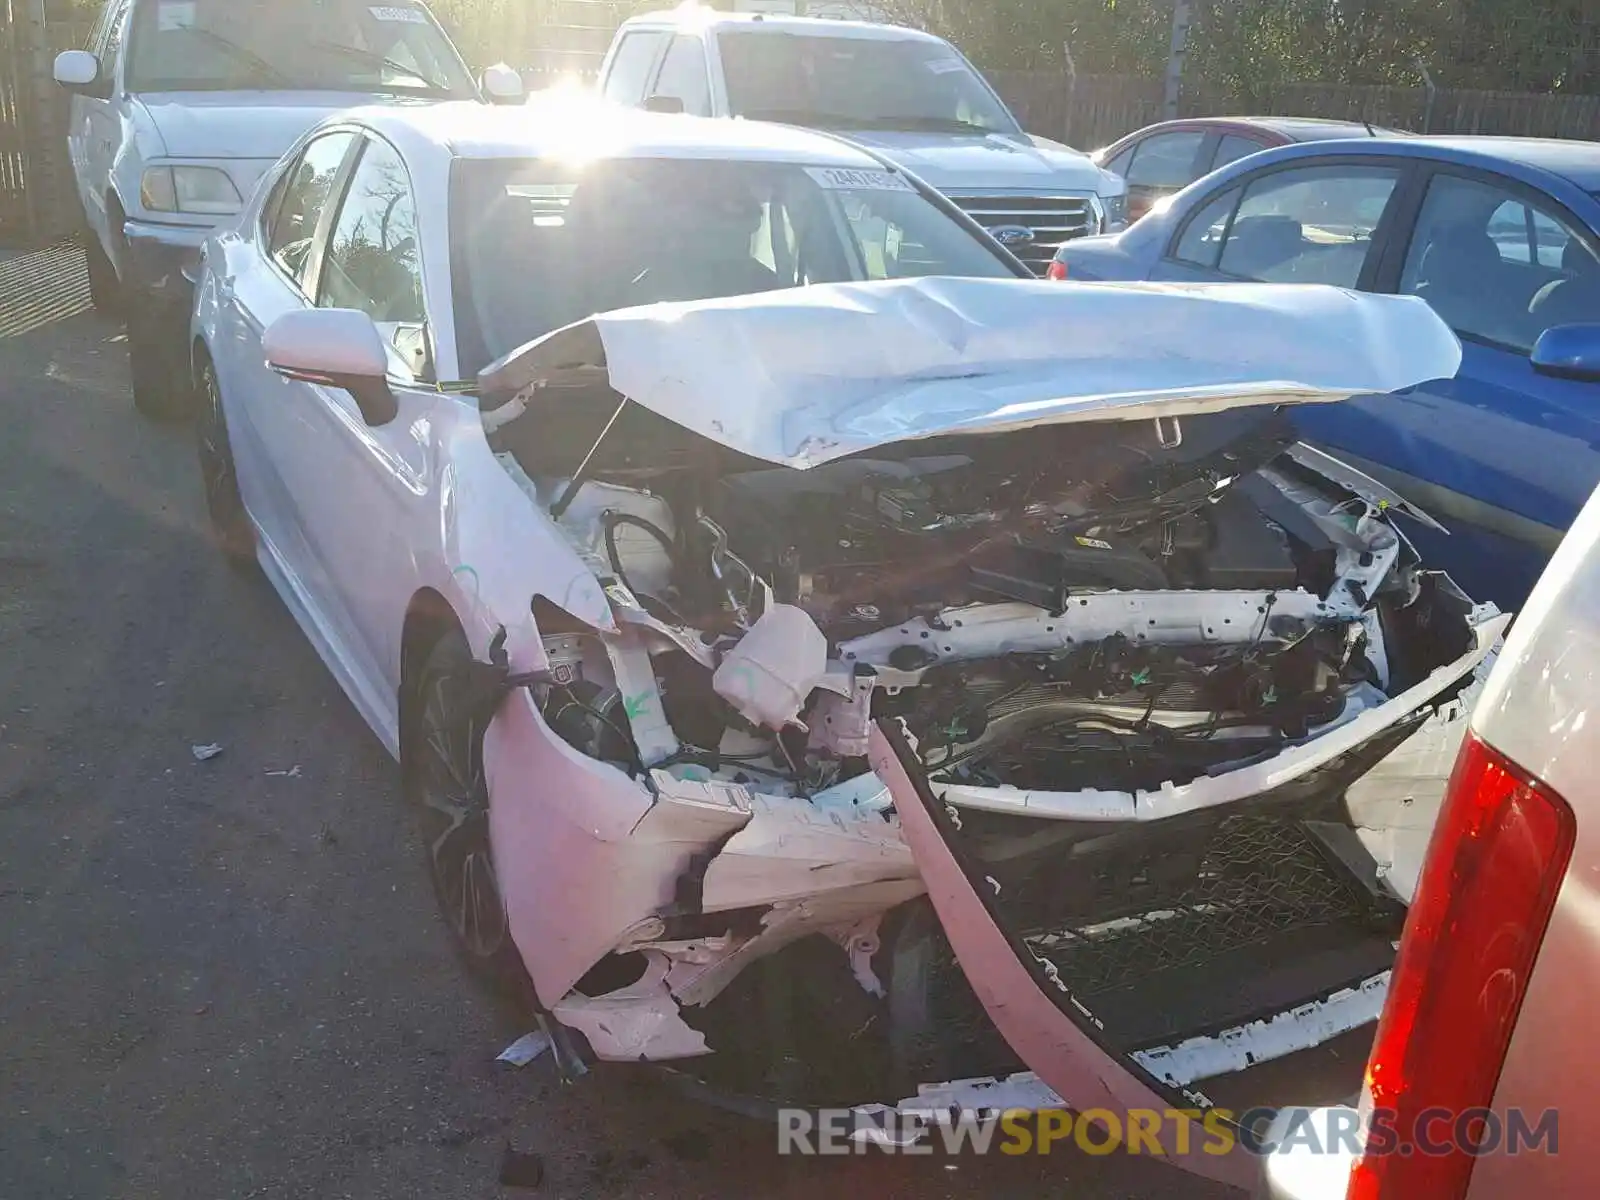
478, 277, 1462, 471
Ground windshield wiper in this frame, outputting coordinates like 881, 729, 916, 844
181, 27, 295, 86
739, 108, 996, 134
306, 41, 450, 93
854, 114, 998, 134
737, 106, 878, 129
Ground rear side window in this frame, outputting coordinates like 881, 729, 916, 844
267, 131, 356, 289
651, 35, 710, 116
1103, 144, 1135, 178
1123, 131, 1206, 189
1212, 134, 1268, 171
603, 31, 667, 106
1215, 163, 1399, 287
1173, 188, 1241, 267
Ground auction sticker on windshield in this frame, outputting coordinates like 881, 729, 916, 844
157, 0, 195, 31
806, 167, 915, 192
369, 4, 427, 22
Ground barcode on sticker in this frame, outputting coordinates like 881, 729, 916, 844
370, 4, 427, 22
806, 166, 914, 192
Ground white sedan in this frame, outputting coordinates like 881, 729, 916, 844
192, 99, 1503, 1180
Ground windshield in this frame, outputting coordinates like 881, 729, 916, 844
451, 156, 1017, 375
126, 0, 475, 96
718, 31, 1018, 135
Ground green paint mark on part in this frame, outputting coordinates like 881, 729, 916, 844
623, 691, 653, 721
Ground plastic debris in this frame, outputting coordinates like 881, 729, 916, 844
190, 743, 224, 762
266, 765, 302, 778
498, 1146, 545, 1189
496, 1030, 553, 1067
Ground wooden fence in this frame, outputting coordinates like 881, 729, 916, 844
1, 0, 94, 246
990, 71, 1600, 151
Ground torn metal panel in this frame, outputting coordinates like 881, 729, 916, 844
659, 879, 925, 1008
1132, 972, 1390, 1087
697, 791, 919, 913
552, 953, 711, 1060
1283, 442, 1447, 533
603, 628, 680, 766
1339, 661, 1488, 903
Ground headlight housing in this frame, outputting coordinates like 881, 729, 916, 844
139, 166, 243, 217
1100, 189, 1129, 232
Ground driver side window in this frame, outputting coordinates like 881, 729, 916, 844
93, 0, 130, 76
319, 138, 422, 321
267, 131, 357, 291
318, 136, 427, 373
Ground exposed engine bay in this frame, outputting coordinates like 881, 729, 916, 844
483, 394, 1499, 1110
468, 279, 1500, 1139
495, 404, 1478, 796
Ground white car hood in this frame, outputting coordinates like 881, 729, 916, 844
135, 91, 420, 160
840, 129, 1109, 194
479, 277, 1462, 471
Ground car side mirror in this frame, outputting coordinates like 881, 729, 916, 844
263, 308, 399, 427
644, 94, 685, 114
54, 50, 108, 98
480, 62, 525, 105
1532, 323, 1600, 383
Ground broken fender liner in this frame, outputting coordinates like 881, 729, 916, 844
867, 720, 1255, 1188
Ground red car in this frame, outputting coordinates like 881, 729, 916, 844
1094, 116, 1402, 223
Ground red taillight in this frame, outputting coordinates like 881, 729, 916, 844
1350, 731, 1575, 1200
1045, 260, 1068, 281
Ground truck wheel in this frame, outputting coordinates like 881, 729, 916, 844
83, 234, 119, 313
128, 303, 192, 420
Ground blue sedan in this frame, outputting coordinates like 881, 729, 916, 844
1053, 136, 1600, 612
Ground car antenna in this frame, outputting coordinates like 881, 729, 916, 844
551, 394, 630, 519
1364, 120, 1377, 137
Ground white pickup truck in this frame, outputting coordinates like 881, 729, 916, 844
595, 9, 1129, 275
54, 0, 521, 417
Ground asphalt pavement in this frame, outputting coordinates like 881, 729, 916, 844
0, 249, 1237, 1199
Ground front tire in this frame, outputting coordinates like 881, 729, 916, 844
128, 302, 192, 420
403, 630, 532, 1003
195, 355, 255, 567
83, 232, 119, 313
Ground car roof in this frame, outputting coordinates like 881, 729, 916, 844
1249, 134, 1600, 190
619, 7, 943, 43
1235, 115, 1402, 141
339, 100, 889, 168
1405, 136, 1600, 189
1114, 116, 1396, 145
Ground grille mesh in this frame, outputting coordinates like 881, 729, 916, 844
1022, 815, 1372, 998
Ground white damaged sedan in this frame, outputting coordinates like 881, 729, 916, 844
192, 101, 1500, 1182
